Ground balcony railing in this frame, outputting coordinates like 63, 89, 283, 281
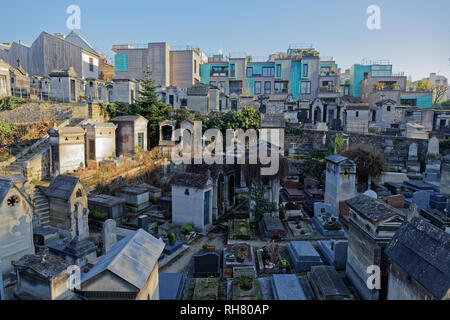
318, 87, 340, 94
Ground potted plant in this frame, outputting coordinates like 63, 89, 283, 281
203, 244, 216, 252
236, 253, 245, 263
240, 274, 254, 291
168, 233, 176, 245
280, 260, 288, 273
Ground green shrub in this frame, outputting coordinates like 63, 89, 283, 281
90, 210, 108, 221
0, 97, 27, 112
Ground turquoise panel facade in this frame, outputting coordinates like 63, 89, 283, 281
290, 61, 302, 100
200, 64, 211, 84
115, 54, 129, 72
401, 95, 433, 109
350, 64, 371, 97
245, 78, 255, 96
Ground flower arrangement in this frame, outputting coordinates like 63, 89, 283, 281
240, 274, 254, 291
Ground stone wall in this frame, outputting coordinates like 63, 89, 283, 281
286, 130, 430, 166
23, 146, 51, 181
0, 102, 89, 124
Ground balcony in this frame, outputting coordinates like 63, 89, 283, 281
318, 86, 340, 98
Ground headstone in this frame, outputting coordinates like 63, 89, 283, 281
102, 219, 117, 255
407, 203, 420, 222
137, 215, 149, 231
193, 251, 220, 277
271, 274, 307, 300
387, 194, 405, 209
441, 155, 450, 195
408, 143, 418, 161
430, 194, 447, 211
427, 136, 440, 156
363, 190, 378, 199
314, 202, 333, 217
287, 241, 323, 273
412, 190, 431, 210
317, 240, 348, 270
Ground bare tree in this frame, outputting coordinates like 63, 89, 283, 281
432, 84, 448, 105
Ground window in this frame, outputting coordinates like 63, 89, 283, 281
262, 67, 274, 77
210, 81, 216, 87
356, 111, 359, 117
387, 106, 391, 112
276, 64, 281, 78
303, 64, 309, 78
247, 67, 253, 77
194, 60, 197, 74
229, 64, 236, 77
218, 81, 226, 90
401, 98, 417, 107
301, 81, 311, 94
89, 57, 94, 72
76, 189, 82, 198
264, 81, 271, 94
274, 81, 288, 93
255, 81, 261, 95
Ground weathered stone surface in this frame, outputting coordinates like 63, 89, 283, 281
387, 194, 405, 209
102, 219, 117, 255
412, 191, 431, 210
427, 136, 440, 156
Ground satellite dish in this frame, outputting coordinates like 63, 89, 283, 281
363, 190, 378, 199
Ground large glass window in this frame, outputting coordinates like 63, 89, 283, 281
276, 64, 282, 78
255, 81, 261, 95
247, 67, 253, 77
262, 67, 275, 77
303, 64, 309, 78
301, 81, 311, 94
264, 81, 271, 94
274, 81, 288, 93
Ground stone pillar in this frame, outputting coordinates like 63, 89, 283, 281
212, 181, 218, 221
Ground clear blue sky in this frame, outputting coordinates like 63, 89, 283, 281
1, 0, 449, 80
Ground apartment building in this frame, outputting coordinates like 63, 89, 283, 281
112, 43, 203, 88
0, 31, 100, 80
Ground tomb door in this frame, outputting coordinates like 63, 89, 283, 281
138, 133, 145, 150
88, 140, 95, 160
204, 191, 211, 226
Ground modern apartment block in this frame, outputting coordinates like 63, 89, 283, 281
199, 47, 340, 106
347, 61, 433, 109
0, 31, 100, 80
112, 43, 203, 88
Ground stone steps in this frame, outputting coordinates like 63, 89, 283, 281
29, 187, 50, 228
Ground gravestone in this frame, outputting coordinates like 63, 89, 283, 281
408, 143, 418, 161
193, 251, 221, 278
287, 241, 323, 273
441, 155, 450, 195
102, 219, 117, 255
138, 215, 149, 231
314, 202, 333, 217
427, 136, 440, 156
411, 190, 431, 210
387, 194, 405, 209
430, 194, 447, 211
271, 274, 307, 300
317, 240, 348, 270
363, 190, 378, 199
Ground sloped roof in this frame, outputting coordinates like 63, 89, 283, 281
45, 175, 82, 200
65, 30, 99, 56
0, 179, 13, 204
81, 229, 165, 290
346, 195, 405, 223
170, 172, 210, 189
385, 217, 450, 299
15, 254, 72, 280
325, 155, 352, 164
111, 115, 148, 122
